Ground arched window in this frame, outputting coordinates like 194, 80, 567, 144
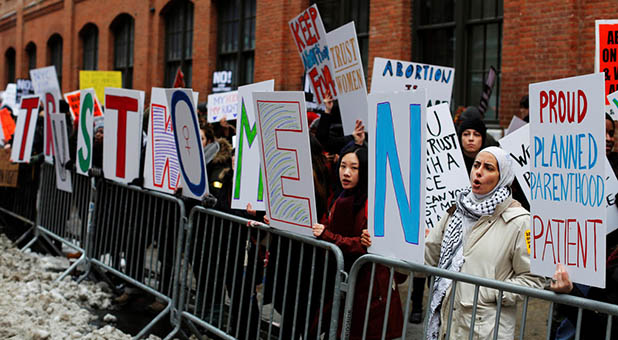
217, 0, 255, 87
5, 48, 15, 84
25, 42, 36, 73
163, 0, 193, 87
80, 24, 98, 70
111, 14, 134, 88
47, 34, 63, 87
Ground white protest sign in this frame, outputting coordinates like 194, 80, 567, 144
326, 21, 368, 135
505, 115, 527, 135
370, 58, 454, 108
50, 113, 72, 193
231, 80, 275, 211
424, 103, 468, 230
207, 91, 238, 123
75, 89, 95, 176
103, 88, 145, 184
255, 91, 317, 237
368, 89, 427, 263
604, 158, 618, 234
30, 66, 62, 163
499, 124, 531, 203
166, 88, 208, 200
143, 88, 181, 194
289, 5, 337, 105
529, 73, 606, 288
3, 83, 18, 116
10, 95, 41, 163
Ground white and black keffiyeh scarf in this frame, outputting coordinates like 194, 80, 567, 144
426, 186, 510, 340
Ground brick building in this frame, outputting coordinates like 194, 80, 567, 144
0, 0, 611, 126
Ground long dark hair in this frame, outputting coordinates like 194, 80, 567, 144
338, 144, 368, 213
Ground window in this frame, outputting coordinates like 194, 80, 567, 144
217, 0, 254, 87
47, 34, 63, 87
5, 48, 15, 84
313, 0, 370, 76
25, 42, 36, 72
80, 24, 98, 70
164, 0, 193, 87
413, 0, 503, 122
111, 14, 134, 88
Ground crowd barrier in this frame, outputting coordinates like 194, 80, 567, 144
0, 162, 40, 243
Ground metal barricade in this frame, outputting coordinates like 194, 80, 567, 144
0, 162, 41, 242
341, 254, 618, 340
22, 162, 91, 281
174, 206, 346, 340
88, 178, 185, 340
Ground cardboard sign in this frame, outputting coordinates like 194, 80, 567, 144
0, 108, 16, 141
529, 73, 606, 288
595, 20, 618, 106
16, 79, 34, 107
289, 5, 337, 105
424, 103, 468, 230
207, 91, 238, 122
254, 91, 317, 236
2, 83, 18, 116
10, 95, 40, 163
499, 124, 531, 203
64, 90, 103, 122
143, 88, 181, 194
0, 148, 18, 187
75, 89, 96, 176
505, 115, 527, 136
370, 58, 454, 107
30, 66, 62, 163
604, 158, 618, 234
231, 80, 275, 211
103, 88, 144, 184
166, 88, 208, 200
79, 71, 122, 106
326, 21, 368, 135
50, 113, 72, 193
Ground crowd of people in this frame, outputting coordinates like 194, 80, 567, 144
0, 87, 617, 340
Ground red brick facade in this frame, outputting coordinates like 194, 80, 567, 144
0, 0, 612, 125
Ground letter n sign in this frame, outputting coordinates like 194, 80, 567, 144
368, 90, 427, 264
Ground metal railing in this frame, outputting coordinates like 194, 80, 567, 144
0, 162, 40, 243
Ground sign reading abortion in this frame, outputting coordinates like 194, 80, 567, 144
529, 73, 606, 288
499, 124, 531, 204
289, 5, 337, 105
596, 20, 618, 105
367, 89, 427, 264
370, 57, 454, 108
326, 21, 368, 135
31, 66, 62, 163
424, 103, 468, 230
166, 88, 208, 200
10, 95, 40, 163
254, 91, 317, 237
50, 113, 72, 193
103, 88, 145, 184
231, 80, 274, 211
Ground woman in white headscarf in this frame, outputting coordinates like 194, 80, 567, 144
424, 147, 544, 340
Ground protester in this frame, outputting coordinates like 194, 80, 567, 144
458, 116, 487, 173
425, 146, 544, 339
519, 95, 530, 122
605, 113, 618, 178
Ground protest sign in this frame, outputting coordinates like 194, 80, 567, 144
166, 88, 208, 200
604, 158, 618, 234
231, 79, 274, 211
2, 83, 18, 115
370, 57, 454, 107
212, 70, 233, 93
79, 71, 122, 106
30, 66, 61, 163
0, 108, 16, 142
505, 115, 527, 135
424, 103, 468, 230
75, 89, 96, 176
64, 90, 103, 122
529, 73, 606, 288
10, 95, 40, 163
254, 91, 317, 237
50, 112, 72, 193
499, 124, 531, 203
103, 88, 144, 184
326, 21, 368, 135
207, 91, 238, 122
596, 20, 618, 106
16, 79, 34, 107
143, 88, 181, 194
0, 148, 18, 187
289, 4, 337, 105
367, 89, 427, 263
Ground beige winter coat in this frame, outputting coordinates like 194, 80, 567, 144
425, 197, 545, 340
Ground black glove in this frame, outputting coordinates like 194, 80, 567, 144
201, 193, 218, 208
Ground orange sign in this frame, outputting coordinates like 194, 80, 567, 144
596, 20, 618, 105
64, 90, 103, 121
0, 108, 16, 141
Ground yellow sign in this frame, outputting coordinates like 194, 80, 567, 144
525, 229, 531, 254
79, 71, 122, 106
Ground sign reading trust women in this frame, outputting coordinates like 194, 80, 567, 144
529, 73, 606, 288
367, 89, 427, 263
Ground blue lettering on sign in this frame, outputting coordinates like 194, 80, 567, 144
373, 102, 421, 244
381, 60, 453, 84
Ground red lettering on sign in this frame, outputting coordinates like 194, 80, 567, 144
18, 97, 40, 161
106, 95, 138, 178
